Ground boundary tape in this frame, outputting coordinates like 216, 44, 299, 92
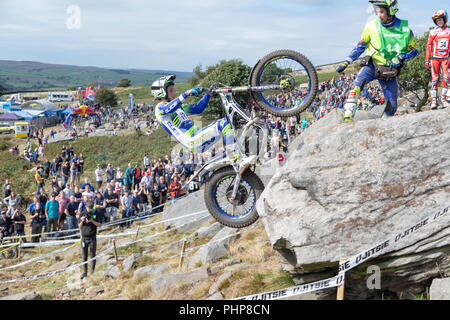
233, 204, 449, 300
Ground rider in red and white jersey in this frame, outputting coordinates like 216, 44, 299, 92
426, 10, 450, 108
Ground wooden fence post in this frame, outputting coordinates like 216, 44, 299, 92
135, 227, 140, 241
112, 239, 119, 263
178, 240, 187, 272
337, 258, 346, 300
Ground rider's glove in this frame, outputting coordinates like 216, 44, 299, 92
336, 58, 351, 73
188, 88, 202, 97
390, 55, 404, 70
425, 61, 431, 70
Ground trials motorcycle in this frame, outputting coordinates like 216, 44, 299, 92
182, 49, 318, 228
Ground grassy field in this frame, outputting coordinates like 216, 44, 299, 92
0, 60, 192, 92
114, 82, 192, 106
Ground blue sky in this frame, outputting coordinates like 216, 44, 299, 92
0, 0, 448, 72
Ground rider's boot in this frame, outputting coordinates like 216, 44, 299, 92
343, 94, 357, 123
430, 90, 438, 109
440, 88, 450, 108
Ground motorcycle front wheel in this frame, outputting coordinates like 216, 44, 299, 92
250, 49, 318, 117
204, 166, 264, 228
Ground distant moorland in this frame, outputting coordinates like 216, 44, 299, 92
0, 60, 193, 92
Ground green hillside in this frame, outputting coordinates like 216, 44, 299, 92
0, 60, 193, 92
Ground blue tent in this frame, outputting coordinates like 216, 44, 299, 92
61, 107, 74, 115
11, 110, 36, 121
0, 112, 24, 121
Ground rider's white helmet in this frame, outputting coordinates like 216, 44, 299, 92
151, 75, 176, 100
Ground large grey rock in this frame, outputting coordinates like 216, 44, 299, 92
209, 257, 242, 275
190, 222, 224, 240
208, 272, 232, 295
255, 159, 277, 187
133, 264, 169, 278
66, 271, 83, 290
288, 108, 344, 160
369, 104, 386, 117
353, 110, 380, 121
159, 223, 224, 254
162, 190, 212, 232
205, 292, 224, 300
86, 286, 104, 297
151, 267, 209, 293
256, 109, 450, 299
187, 227, 240, 268
0, 291, 40, 300
52, 132, 73, 143
106, 265, 121, 279
122, 253, 141, 272
48, 260, 71, 271
430, 278, 450, 300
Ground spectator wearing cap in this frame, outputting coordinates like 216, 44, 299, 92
45, 192, 59, 236
95, 164, 104, 190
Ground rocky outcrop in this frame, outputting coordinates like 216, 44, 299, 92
0, 291, 40, 300
256, 108, 450, 299
151, 267, 209, 294
187, 227, 240, 268
162, 190, 213, 232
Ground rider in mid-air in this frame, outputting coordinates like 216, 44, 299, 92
151, 75, 250, 166
336, 0, 419, 122
426, 10, 450, 109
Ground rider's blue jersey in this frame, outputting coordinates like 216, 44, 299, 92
155, 91, 211, 139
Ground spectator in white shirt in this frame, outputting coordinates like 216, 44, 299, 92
95, 164, 104, 190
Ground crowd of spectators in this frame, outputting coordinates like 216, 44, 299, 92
310, 73, 385, 119
1, 143, 208, 244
